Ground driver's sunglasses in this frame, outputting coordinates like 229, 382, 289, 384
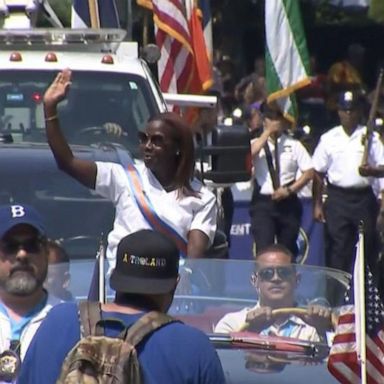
0, 236, 46, 255
138, 131, 166, 147
257, 266, 295, 282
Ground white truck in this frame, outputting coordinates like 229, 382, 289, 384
0, 25, 250, 259
0, 28, 167, 144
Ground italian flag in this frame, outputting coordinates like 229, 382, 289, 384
265, 0, 311, 123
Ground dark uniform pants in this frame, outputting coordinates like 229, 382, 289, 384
324, 184, 379, 274
249, 190, 302, 258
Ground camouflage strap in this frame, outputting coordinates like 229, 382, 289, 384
123, 311, 178, 347
79, 303, 178, 343
78, 301, 104, 337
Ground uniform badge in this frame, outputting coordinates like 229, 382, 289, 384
0, 350, 21, 382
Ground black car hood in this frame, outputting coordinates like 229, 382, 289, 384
0, 141, 132, 259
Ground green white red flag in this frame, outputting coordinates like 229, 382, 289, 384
265, 0, 311, 122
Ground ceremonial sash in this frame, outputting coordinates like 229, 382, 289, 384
125, 158, 188, 257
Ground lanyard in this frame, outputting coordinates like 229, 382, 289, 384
264, 141, 280, 190
0, 294, 47, 340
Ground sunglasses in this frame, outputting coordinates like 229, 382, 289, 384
257, 266, 295, 282
138, 131, 166, 147
0, 236, 46, 255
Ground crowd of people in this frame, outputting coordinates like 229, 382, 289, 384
2, 40, 384, 381
212, 43, 384, 270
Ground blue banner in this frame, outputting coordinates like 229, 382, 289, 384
71, 0, 120, 28
229, 198, 326, 267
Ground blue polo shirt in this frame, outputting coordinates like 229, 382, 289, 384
19, 302, 225, 384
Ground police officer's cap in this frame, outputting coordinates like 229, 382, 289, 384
260, 100, 284, 119
337, 91, 364, 111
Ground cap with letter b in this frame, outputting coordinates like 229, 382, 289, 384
0, 204, 46, 239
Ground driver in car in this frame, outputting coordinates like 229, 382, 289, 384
214, 244, 333, 342
59, 90, 125, 140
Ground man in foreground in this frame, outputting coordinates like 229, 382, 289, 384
20, 229, 225, 384
0, 204, 61, 381
214, 244, 332, 342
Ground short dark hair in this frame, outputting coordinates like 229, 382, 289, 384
114, 292, 162, 311
254, 244, 295, 274
255, 244, 294, 261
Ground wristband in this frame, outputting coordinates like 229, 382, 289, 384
45, 114, 58, 122
286, 186, 293, 195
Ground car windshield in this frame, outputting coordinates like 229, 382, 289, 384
53, 258, 350, 383
0, 70, 159, 157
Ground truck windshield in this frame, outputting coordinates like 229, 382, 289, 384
0, 70, 160, 154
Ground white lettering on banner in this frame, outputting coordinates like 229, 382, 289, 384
230, 223, 251, 236
10, 205, 25, 218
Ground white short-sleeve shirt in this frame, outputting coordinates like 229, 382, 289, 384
312, 125, 384, 188
95, 161, 217, 266
252, 133, 313, 195
214, 304, 321, 342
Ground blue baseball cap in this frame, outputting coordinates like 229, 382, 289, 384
0, 204, 46, 239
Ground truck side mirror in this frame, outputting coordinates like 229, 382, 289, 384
197, 124, 252, 184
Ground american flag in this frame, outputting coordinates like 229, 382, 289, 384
327, 265, 384, 383
137, 0, 212, 96
137, 0, 194, 96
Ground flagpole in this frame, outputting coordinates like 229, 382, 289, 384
356, 222, 367, 384
143, 11, 149, 46
126, 0, 133, 40
98, 236, 105, 304
88, 0, 100, 28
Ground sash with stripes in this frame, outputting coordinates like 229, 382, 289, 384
125, 158, 188, 258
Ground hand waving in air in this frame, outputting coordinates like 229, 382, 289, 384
43, 69, 72, 108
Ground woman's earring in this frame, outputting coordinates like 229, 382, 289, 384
176, 150, 180, 156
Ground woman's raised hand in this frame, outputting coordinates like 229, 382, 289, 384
43, 68, 72, 108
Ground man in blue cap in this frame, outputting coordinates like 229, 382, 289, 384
19, 229, 225, 384
312, 91, 384, 283
0, 204, 61, 382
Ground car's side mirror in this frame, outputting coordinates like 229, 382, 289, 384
197, 124, 252, 184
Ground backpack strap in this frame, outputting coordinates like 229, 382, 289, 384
78, 301, 103, 337
124, 311, 178, 347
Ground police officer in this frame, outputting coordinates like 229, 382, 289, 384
312, 90, 384, 275
249, 101, 314, 259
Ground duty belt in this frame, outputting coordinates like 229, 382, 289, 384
327, 183, 372, 194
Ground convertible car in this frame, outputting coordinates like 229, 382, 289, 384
54, 258, 350, 384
